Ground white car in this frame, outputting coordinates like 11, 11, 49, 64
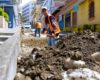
22, 23, 31, 29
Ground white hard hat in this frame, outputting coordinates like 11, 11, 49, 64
42, 6, 48, 10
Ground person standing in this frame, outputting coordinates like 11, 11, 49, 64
35, 21, 42, 37
41, 7, 60, 47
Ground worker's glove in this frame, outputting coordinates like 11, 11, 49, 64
47, 34, 51, 37
47, 33, 54, 38
42, 28, 47, 34
51, 31, 55, 34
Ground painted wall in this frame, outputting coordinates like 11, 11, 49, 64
63, 0, 100, 27
0, 16, 8, 28
78, 0, 100, 25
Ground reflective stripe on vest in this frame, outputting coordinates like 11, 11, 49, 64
44, 16, 60, 35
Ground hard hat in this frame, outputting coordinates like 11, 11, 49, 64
42, 6, 48, 10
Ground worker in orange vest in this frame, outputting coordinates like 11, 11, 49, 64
42, 7, 60, 47
35, 21, 42, 37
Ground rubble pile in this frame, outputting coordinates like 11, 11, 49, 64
15, 30, 100, 80
57, 30, 100, 69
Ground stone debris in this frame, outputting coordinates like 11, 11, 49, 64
91, 52, 100, 62
64, 58, 86, 69
15, 30, 100, 80
62, 68, 100, 80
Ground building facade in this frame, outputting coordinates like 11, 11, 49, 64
32, 0, 44, 23
22, 1, 34, 23
0, 0, 20, 28
62, 0, 100, 27
42, 0, 55, 13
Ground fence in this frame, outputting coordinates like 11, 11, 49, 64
0, 27, 20, 80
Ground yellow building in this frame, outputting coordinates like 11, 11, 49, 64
63, 0, 100, 27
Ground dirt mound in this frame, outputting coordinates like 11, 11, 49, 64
21, 38, 47, 48
15, 30, 100, 80
57, 30, 100, 69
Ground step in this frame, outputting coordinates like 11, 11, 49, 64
0, 41, 4, 45
0, 37, 8, 41
0, 35, 12, 38
0, 33, 13, 36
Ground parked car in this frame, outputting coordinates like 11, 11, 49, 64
22, 23, 31, 29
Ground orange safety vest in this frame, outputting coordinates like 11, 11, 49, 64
35, 22, 41, 28
44, 16, 60, 35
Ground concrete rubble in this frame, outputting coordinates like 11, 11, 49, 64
15, 30, 100, 80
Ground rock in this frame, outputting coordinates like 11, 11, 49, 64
97, 34, 100, 38
64, 58, 74, 69
68, 51, 82, 60
32, 54, 36, 60
35, 76, 41, 80
73, 60, 86, 68
20, 68, 25, 73
47, 65, 54, 71
64, 58, 86, 69
93, 65, 100, 73
40, 72, 50, 80
25, 76, 32, 80
62, 68, 100, 80
15, 73, 25, 80
91, 52, 100, 62
17, 56, 22, 61
48, 76, 62, 80
69, 77, 86, 80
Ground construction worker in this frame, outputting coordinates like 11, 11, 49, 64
41, 7, 60, 47
35, 21, 42, 37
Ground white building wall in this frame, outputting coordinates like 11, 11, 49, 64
22, 1, 34, 23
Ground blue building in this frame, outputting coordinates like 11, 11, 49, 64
0, 0, 19, 28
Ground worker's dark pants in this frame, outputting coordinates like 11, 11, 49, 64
35, 28, 41, 37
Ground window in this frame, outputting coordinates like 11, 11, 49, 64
65, 13, 71, 27
89, 1, 95, 19
72, 12, 77, 26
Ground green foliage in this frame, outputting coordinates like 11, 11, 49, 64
71, 27, 78, 32
91, 24, 97, 32
0, 7, 9, 22
83, 24, 91, 30
77, 27, 83, 32
0, 7, 3, 16
66, 27, 71, 32
96, 25, 100, 32
82, 24, 98, 32
62, 27, 71, 32
3, 12, 9, 22
62, 24, 100, 32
